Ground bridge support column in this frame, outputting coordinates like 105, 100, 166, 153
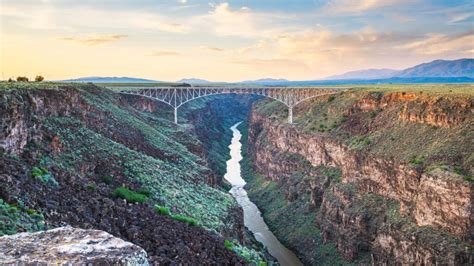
174, 107, 178, 124
288, 106, 293, 124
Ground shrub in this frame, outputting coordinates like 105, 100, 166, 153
328, 95, 335, 102
171, 214, 197, 226
100, 175, 113, 184
31, 167, 47, 178
31, 167, 58, 186
86, 183, 97, 191
410, 156, 424, 166
340, 115, 348, 123
137, 187, 152, 197
463, 176, 473, 183
453, 166, 463, 175
111, 187, 148, 203
154, 204, 170, 216
16, 76, 28, 82
34, 75, 44, 82
369, 110, 379, 119
224, 239, 233, 250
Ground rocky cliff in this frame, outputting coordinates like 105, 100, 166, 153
245, 89, 473, 265
0, 84, 247, 264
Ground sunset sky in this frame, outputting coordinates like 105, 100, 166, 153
1, 0, 473, 81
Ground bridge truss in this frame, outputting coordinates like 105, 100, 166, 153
112, 87, 346, 124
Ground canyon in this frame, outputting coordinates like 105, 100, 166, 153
0, 83, 472, 265
245, 89, 473, 264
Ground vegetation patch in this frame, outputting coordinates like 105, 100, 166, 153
111, 187, 148, 203
0, 199, 45, 236
171, 214, 198, 226
100, 175, 113, 184
154, 204, 171, 216
31, 166, 58, 186
224, 239, 266, 265
347, 136, 371, 150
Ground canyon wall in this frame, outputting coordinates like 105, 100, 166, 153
0, 85, 248, 264
245, 90, 473, 265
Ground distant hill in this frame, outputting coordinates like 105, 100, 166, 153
63, 76, 159, 83
240, 78, 289, 85
396, 59, 474, 78
326, 69, 399, 80
176, 78, 211, 84
326, 58, 474, 80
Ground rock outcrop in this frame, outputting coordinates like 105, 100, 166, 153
246, 91, 473, 265
0, 226, 148, 265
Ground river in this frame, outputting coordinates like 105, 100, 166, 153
224, 122, 303, 266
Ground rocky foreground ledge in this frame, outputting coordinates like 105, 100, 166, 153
0, 226, 148, 265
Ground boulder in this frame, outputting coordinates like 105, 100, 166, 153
0, 226, 148, 265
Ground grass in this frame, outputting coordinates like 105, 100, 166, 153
171, 214, 198, 226
154, 204, 171, 216
111, 187, 148, 203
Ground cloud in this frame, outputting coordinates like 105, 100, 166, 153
197, 2, 291, 38
1, 2, 190, 33
397, 31, 474, 55
199, 46, 225, 52
325, 0, 414, 13
58, 34, 127, 45
238, 40, 269, 54
448, 12, 473, 24
148, 51, 180, 56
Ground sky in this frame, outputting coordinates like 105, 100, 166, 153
0, 0, 473, 81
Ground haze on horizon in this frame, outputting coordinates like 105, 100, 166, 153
0, 0, 473, 82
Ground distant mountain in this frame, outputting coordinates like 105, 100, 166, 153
63, 76, 159, 83
326, 69, 399, 80
241, 78, 289, 84
176, 78, 211, 84
326, 58, 474, 80
396, 59, 474, 78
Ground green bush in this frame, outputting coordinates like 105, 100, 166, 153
340, 115, 348, 123
111, 187, 148, 203
410, 156, 425, 166
31, 167, 58, 186
100, 175, 113, 184
137, 187, 152, 197
463, 176, 473, 183
224, 239, 233, 250
171, 214, 197, 226
328, 95, 335, 102
86, 183, 97, 191
31, 167, 47, 178
154, 204, 170, 216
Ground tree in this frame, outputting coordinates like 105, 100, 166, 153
16, 76, 29, 82
7, 78, 14, 82
35, 75, 44, 82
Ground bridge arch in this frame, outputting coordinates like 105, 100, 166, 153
112, 87, 346, 124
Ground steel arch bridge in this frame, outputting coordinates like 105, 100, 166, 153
111, 86, 347, 124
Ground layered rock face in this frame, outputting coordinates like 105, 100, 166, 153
0, 226, 148, 265
0, 85, 245, 264
246, 91, 473, 264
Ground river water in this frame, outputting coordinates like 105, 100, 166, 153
224, 122, 303, 266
